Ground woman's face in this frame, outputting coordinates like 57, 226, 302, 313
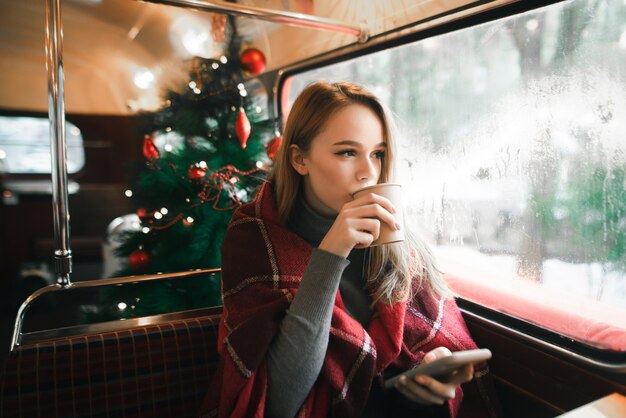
290, 104, 386, 217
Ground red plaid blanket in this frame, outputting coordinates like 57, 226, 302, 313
200, 182, 486, 418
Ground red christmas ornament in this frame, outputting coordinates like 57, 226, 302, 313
128, 249, 150, 270
142, 134, 160, 161
240, 48, 266, 76
266, 132, 283, 160
235, 107, 251, 149
188, 165, 207, 181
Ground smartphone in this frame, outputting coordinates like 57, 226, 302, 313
383, 348, 492, 389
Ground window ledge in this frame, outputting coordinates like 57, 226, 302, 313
445, 270, 626, 351
556, 393, 626, 417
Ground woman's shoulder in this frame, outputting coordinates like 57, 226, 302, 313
232, 181, 278, 221
223, 181, 285, 248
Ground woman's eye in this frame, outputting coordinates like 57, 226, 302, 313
374, 150, 386, 159
336, 149, 356, 156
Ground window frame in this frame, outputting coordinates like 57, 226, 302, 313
274, 0, 626, 371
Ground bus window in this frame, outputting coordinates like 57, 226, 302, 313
0, 116, 85, 174
284, 0, 626, 353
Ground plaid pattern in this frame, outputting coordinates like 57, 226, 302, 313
201, 182, 484, 418
0, 309, 222, 418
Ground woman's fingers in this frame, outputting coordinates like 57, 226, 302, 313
319, 192, 399, 257
350, 192, 397, 217
395, 376, 446, 405
411, 374, 456, 400
344, 202, 398, 231
352, 219, 380, 248
351, 192, 396, 214
444, 364, 474, 385
320, 216, 381, 255
393, 347, 476, 406
422, 346, 452, 363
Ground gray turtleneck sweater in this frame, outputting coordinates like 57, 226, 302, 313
265, 195, 374, 418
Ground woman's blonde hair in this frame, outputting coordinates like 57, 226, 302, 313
268, 81, 449, 303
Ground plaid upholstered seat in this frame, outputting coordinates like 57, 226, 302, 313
0, 308, 221, 418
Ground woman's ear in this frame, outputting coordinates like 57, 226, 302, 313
289, 145, 308, 175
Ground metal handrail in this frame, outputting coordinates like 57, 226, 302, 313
11, 268, 221, 350
138, 0, 369, 42
45, 0, 72, 286
19, 306, 223, 347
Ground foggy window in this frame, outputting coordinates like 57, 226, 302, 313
286, 0, 626, 351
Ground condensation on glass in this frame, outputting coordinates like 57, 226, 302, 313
286, 0, 626, 351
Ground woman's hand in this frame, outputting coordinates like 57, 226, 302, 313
318, 192, 399, 258
394, 347, 475, 406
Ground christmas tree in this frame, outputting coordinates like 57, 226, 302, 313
108, 15, 280, 313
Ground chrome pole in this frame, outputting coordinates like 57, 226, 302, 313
137, 0, 369, 42
45, 0, 72, 286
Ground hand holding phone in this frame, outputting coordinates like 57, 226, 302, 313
384, 348, 492, 389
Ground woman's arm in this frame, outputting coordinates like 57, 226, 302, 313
265, 248, 349, 418
266, 193, 398, 417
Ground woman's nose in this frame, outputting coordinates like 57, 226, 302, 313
356, 157, 378, 183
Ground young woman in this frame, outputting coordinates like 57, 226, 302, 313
200, 81, 499, 418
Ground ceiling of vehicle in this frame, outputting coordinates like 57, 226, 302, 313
0, 0, 510, 114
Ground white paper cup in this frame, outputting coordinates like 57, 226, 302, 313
351, 183, 405, 246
